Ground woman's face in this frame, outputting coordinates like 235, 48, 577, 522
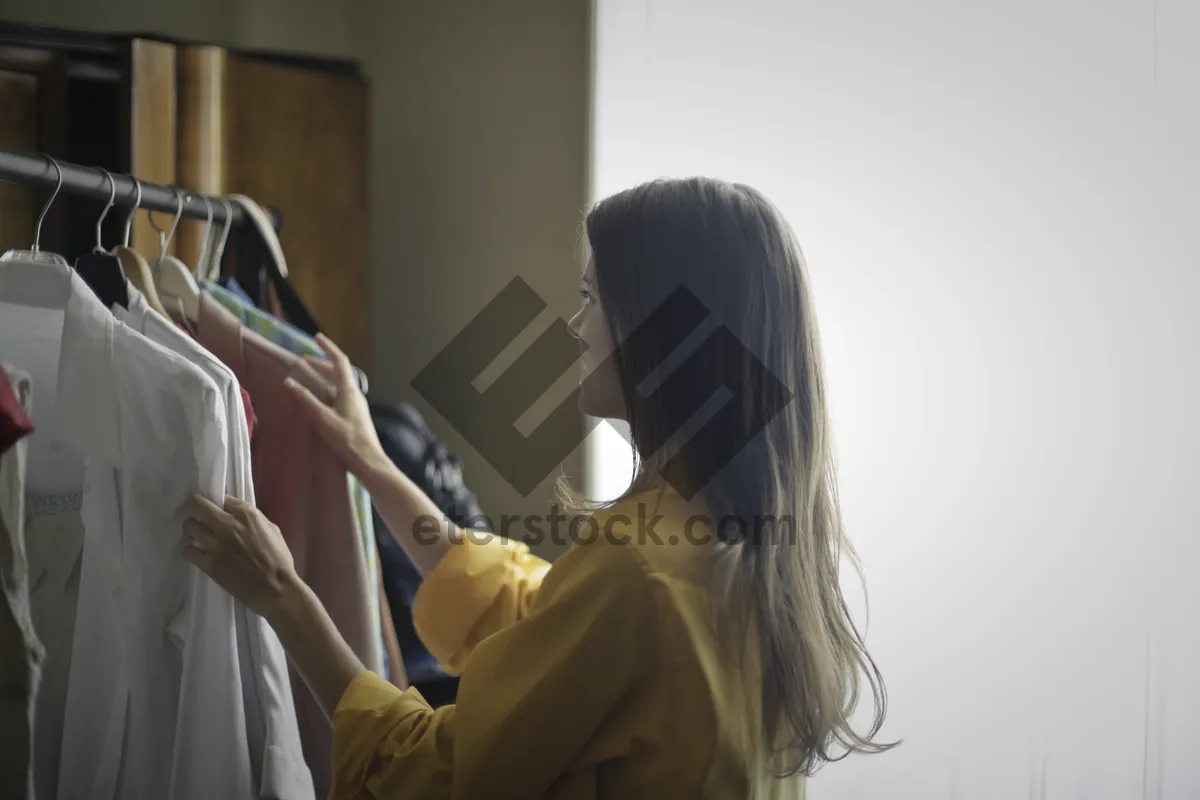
569, 256, 625, 420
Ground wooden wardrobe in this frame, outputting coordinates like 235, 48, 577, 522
0, 22, 371, 368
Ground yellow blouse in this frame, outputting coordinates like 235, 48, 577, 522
330, 487, 804, 799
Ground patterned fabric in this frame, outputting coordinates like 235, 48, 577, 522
199, 280, 385, 682
215, 276, 255, 305
23, 491, 83, 517
200, 281, 369, 392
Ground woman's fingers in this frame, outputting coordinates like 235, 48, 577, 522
315, 332, 346, 362
302, 355, 337, 382
315, 333, 355, 388
284, 377, 344, 433
182, 517, 219, 573
188, 493, 236, 533
182, 541, 215, 571
183, 517, 219, 548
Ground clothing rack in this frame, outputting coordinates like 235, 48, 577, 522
0, 147, 274, 228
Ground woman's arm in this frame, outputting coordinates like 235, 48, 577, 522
332, 541, 658, 799
285, 333, 477, 575
356, 450, 465, 575
270, 572, 364, 719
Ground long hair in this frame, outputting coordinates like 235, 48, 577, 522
567, 177, 897, 777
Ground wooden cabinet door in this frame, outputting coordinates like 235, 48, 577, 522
222, 53, 371, 369
123, 38, 179, 260
175, 45, 371, 368
3, 32, 371, 372
0, 45, 70, 255
0, 67, 40, 252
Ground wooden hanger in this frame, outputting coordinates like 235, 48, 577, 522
115, 178, 168, 316
227, 195, 324, 336
115, 245, 167, 316
204, 197, 235, 282
149, 187, 202, 323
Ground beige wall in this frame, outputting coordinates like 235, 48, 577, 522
0, 0, 595, 557
351, 0, 593, 558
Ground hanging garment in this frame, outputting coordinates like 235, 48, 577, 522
240, 384, 258, 440
171, 315, 258, 440
0, 269, 271, 800
216, 274, 255, 305
225, 194, 324, 339
201, 279, 369, 391
376, 564, 407, 691
192, 291, 381, 799
25, 491, 84, 800
197, 279, 395, 682
0, 365, 41, 800
0, 364, 34, 453
370, 402, 490, 695
114, 286, 313, 799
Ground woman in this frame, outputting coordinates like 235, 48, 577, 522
183, 177, 896, 798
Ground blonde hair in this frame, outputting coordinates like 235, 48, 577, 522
562, 177, 897, 776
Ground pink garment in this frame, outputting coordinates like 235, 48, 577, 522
192, 293, 376, 798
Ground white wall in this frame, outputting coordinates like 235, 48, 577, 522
592, 1, 1200, 797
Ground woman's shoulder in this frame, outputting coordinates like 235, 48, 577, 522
535, 486, 718, 624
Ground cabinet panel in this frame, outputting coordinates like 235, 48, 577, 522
0, 28, 372, 374
176, 44, 225, 266
222, 55, 371, 368
123, 38, 177, 260
0, 70, 38, 251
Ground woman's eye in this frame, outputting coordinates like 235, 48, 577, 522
579, 287, 592, 302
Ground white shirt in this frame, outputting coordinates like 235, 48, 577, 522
0, 363, 40, 800
112, 287, 312, 799
0, 267, 306, 800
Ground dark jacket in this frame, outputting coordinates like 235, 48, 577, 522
370, 403, 491, 696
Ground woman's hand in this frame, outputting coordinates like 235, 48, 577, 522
288, 335, 458, 576
286, 333, 386, 480
182, 494, 300, 622
183, 493, 370, 718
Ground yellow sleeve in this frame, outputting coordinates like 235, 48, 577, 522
411, 535, 551, 673
331, 541, 659, 799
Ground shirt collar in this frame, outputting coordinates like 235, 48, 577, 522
55, 271, 122, 467
113, 283, 155, 333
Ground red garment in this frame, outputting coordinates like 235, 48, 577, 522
0, 370, 33, 455
239, 386, 258, 441
174, 322, 257, 440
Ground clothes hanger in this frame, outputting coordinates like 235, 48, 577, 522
114, 178, 168, 316
74, 167, 130, 310
227, 195, 323, 335
205, 196, 235, 282
192, 196, 215, 285
0, 155, 72, 310
152, 189, 203, 323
